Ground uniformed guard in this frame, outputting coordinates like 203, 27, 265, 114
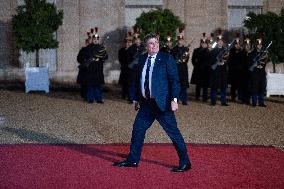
76, 37, 92, 100
191, 33, 209, 101
160, 33, 173, 55
118, 32, 133, 100
85, 27, 108, 103
227, 33, 246, 102
127, 26, 145, 103
204, 33, 216, 103
242, 35, 253, 104
172, 29, 190, 105
248, 35, 269, 107
209, 30, 229, 106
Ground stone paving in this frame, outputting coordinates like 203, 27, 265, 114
0, 86, 283, 151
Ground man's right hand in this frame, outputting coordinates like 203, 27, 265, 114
133, 101, 140, 111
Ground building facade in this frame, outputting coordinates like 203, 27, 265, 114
0, 0, 283, 86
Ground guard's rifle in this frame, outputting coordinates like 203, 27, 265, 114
249, 41, 272, 72
211, 40, 235, 70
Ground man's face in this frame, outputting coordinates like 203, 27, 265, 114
146, 37, 159, 55
235, 43, 240, 49
245, 44, 251, 51
208, 43, 213, 49
134, 38, 141, 45
126, 41, 132, 48
178, 39, 184, 46
218, 40, 224, 47
257, 44, 262, 50
93, 38, 99, 44
166, 41, 172, 48
201, 42, 207, 48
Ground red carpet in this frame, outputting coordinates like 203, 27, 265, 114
0, 144, 283, 189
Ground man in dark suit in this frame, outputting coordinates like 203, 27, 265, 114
113, 33, 191, 172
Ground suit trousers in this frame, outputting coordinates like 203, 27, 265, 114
127, 98, 190, 166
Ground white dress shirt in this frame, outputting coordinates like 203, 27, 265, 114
141, 53, 157, 98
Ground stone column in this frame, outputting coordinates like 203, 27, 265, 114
0, 0, 24, 83
54, 0, 80, 84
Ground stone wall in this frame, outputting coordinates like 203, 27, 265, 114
264, 0, 284, 13
0, 0, 283, 87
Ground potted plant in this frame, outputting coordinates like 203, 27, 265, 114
244, 8, 284, 96
12, 0, 63, 93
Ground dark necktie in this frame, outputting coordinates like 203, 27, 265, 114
144, 56, 152, 99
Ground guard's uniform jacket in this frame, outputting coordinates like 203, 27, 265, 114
118, 46, 130, 98
76, 46, 89, 85
190, 47, 201, 85
86, 43, 108, 86
209, 47, 228, 90
248, 49, 267, 99
127, 43, 145, 84
172, 45, 190, 88
160, 46, 173, 56
227, 47, 246, 101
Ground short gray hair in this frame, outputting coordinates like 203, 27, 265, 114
144, 33, 159, 43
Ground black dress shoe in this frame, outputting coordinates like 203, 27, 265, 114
96, 100, 104, 104
221, 103, 229, 106
171, 163, 191, 172
113, 160, 138, 167
259, 104, 267, 107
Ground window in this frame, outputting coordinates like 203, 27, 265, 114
227, 0, 263, 30
125, 0, 163, 28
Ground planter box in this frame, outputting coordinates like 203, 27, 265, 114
25, 67, 49, 93
266, 73, 284, 97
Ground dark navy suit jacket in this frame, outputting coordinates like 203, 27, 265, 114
134, 51, 180, 111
